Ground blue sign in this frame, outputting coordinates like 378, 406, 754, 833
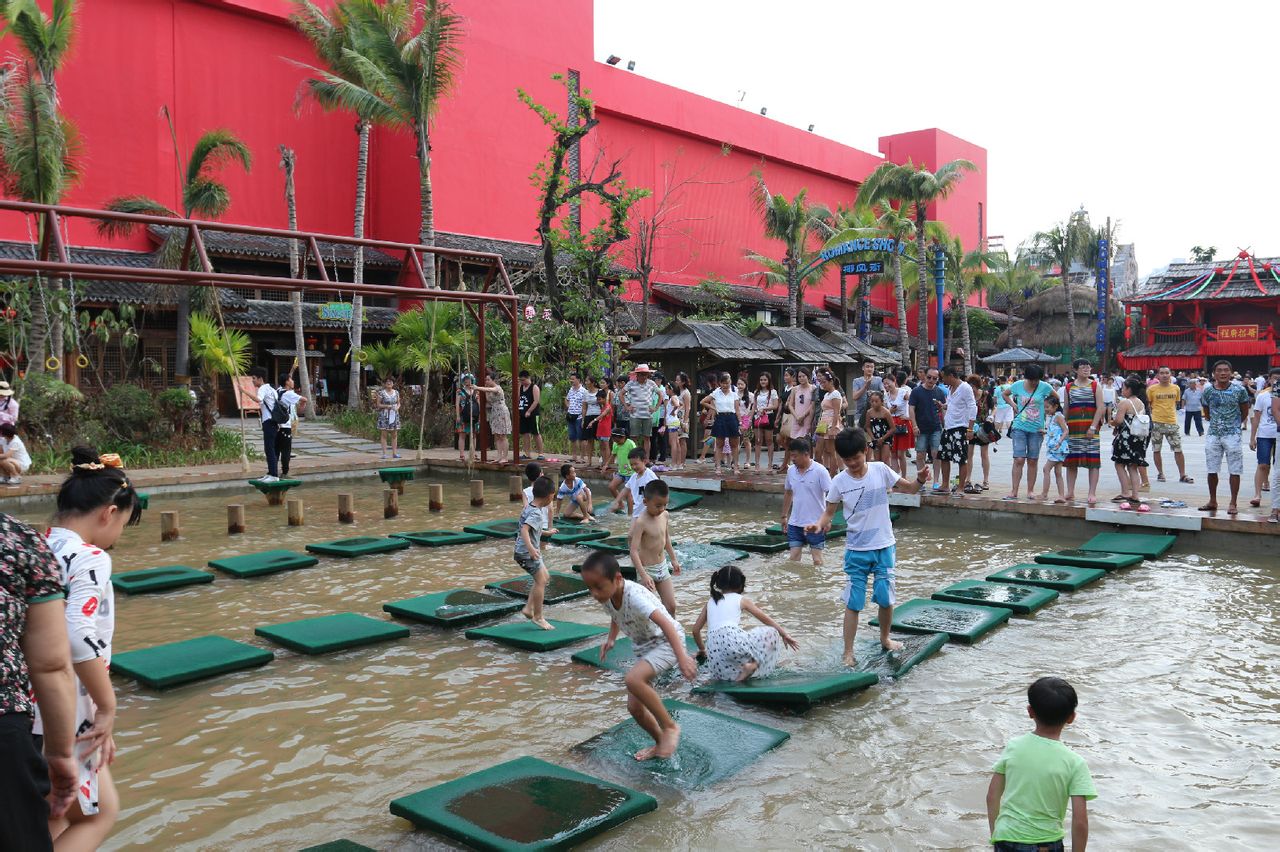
842, 261, 883, 275
318, 302, 354, 321
1095, 238, 1109, 353
820, 237, 909, 261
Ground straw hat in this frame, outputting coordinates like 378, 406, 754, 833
633, 364, 652, 374
0, 381, 12, 397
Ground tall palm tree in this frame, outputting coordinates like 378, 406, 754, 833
748, 171, 830, 327
935, 230, 1004, 374
277, 145, 312, 409
857, 158, 977, 368
876, 207, 917, 367
1031, 221, 1088, 359
98, 117, 251, 382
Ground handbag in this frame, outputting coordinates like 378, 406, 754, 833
1129, 411, 1151, 438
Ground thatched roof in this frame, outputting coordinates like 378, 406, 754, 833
751, 326, 855, 364
996, 283, 1120, 351
628, 318, 780, 361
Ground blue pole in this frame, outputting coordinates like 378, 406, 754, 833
933, 247, 946, 370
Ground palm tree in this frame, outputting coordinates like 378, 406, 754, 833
98, 117, 251, 382
188, 311, 251, 470
876, 207, 917, 367
935, 230, 1004, 374
1031, 221, 1088, 359
392, 302, 463, 459
857, 158, 977, 368
748, 171, 830, 327
277, 145, 312, 410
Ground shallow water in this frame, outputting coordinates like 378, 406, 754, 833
17, 475, 1278, 850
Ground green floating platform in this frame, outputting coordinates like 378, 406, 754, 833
254, 612, 409, 655
383, 589, 523, 627
710, 533, 791, 554
987, 564, 1107, 592
249, 478, 302, 493
931, 580, 1059, 615
389, 756, 656, 852
299, 841, 375, 852
1035, 549, 1143, 570
465, 619, 608, 652
764, 522, 847, 539
544, 526, 610, 545
572, 636, 700, 672
390, 529, 486, 547
588, 536, 634, 554
378, 466, 416, 483
111, 635, 273, 689
853, 631, 949, 679
1079, 532, 1176, 558
486, 571, 589, 604
870, 598, 1011, 644
694, 670, 877, 711
665, 489, 703, 511
571, 561, 636, 580
575, 699, 789, 789
113, 565, 212, 595
137, 492, 150, 510
462, 518, 522, 539
305, 536, 411, 558
209, 549, 319, 578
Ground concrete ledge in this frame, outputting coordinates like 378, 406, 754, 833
889, 493, 922, 508
1086, 507, 1203, 531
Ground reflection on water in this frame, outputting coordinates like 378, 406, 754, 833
943, 584, 1033, 604
445, 775, 627, 844
14, 474, 1276, 850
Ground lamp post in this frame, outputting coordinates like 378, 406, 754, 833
933, 245, 946, 370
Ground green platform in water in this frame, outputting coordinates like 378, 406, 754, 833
694, 670, 877, 711
249, 478, 302, 494
254, 612, 409, 655
665, 489, 703, 511
1035, 549, 1144, 570
870, 598, 1011, 644
853, 631, 949, 679
486, 571, 589, 604
465, 619, 608, 652
764, 522, 847, 539
209, 549, 318, 578
987, 564, 1107, 592
136, 492, 150, 510
1079, 532, 1176, 558
587, 535, 638, 555
710, 533, 791, 554
383, 589, 523, 627
571, 561, 637, 580
575, 699, 789, 789
931, 580, 1058, 615
111, 635, 273, 689
378, 466, 416, 484
299, 841, 376, 852
462, 518, 522, 539
572, 636, 700, 672
544, 526, 610, 545
112, 565, 212, 595
389, 755, 656, 852
305, 536, 411, 558
390, 529, 486, 547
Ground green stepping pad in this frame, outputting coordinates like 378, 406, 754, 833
764, 522, 847, 539
136, 492, 150, 510
572, 636, 700, 672
249, 478, 302, 493
465, 619, 608, 651
486, 571, 589, 604
390, 529, 486, 547
1079, 532, 1176, 558
665, 489, 703, 511
112, 565, 212, 595
378, 466, 416, 483
694, 670, 877, 711
870, 598, 1011, 644
890, 510, 900, 522
383, 589, 523, 627
462, 518, 522, 539
389, 756, 655, 852
299, 841, 376, 852
931, 580, 1059, 614
588, 536, 634, 554
853, 631, 948, 679
1035, 549, 1143, 570
209, 549, 319, 578
709, 533, 791, 554
254, 612, 409, 655
574, 699, 789, 789
988, 564, 1107, 592
544, 526, 610, 545
111, 635, 273, 689
571, 561, 637, 580
305, 536, 411, 558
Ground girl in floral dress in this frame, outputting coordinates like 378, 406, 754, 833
691, 565, 799, 682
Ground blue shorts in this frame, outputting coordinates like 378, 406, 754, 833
915, 429, 941, 454
1256, 436, 1276, 465
566, 415, 582, 442
842, 546, 896, 612
786, 523, 826, 550
1011, 428, 1044, 459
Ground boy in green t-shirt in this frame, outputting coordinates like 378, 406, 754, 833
607, 431, 637, 501
987, 677, 1096, 851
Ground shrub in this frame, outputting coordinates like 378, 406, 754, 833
94, 384, 159, 442
17, 372, 84, 447
156, 387, 196, 436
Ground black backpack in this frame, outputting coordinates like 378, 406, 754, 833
266, 387, 291, 426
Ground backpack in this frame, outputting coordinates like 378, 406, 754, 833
266, 387, 291, 426
1127, 399, 1151, 438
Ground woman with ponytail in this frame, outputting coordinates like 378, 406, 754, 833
33, 447, 142, 850
690, 566, 798, 682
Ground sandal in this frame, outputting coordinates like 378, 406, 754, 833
1249, 498, 1261, 507
1198, 504, 1217, 512
1053, 498, 1067, 504
1136, 503, 1151, 513
1111, 494, 1127, 503
1268, 515, 1279, 524
1118, 502, 1132, 511
1180, 476, 1195, 484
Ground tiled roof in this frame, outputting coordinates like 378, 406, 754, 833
751, 325, 855, 364
149, 225, 403, 269
609, 300, 670, 335
225, 299, 396, 331
980, 346, 1060, 364
628, 318, 780, 361
433, 231, 544, 267
653, 282, 790, 311
1119, 342, 1199, 358
1132, 256, 1280, 302
820, 331, 905, 364
823, 295, 892, 318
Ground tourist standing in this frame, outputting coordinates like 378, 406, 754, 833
1111, 376, 1151, 512
788, 369, 816, 446
473, 370, 513, 465
701, 372, 741, 475
563, 372, 589, 464
939, 367, 976, 497
1270, 388, 1280, 524
623, 365, 658, 459
375, 377, 402, 460
669, 373, 691, 471
752, 372, 779, 472
1039, 394, 1070, 502
1002, 364, 1055, 501
776, 368, 795, 469
965, 374, 992, 492
884, 371, 912, 476
847, 360, 883, 427
815, 369, 844, 474
1182, 378, 1205, 436
1247, 367, 1280, 508
517, 370, 544, 460
908, 367, 946, 488
1100, 372, 1116, 427
455, 373, 480, 462
992, 375, 1014, 437
581, 376, 601, 469
1063, 358, 1104, 505
248, 366, 281, 481
1200, 360, 1252, 515
1149, 366, 1192, 484
276, 374, 307, 478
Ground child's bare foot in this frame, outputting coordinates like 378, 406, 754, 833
520, 606, 534, 621
842, 651, 857, 667
633, 744, 658, 761
881, 638, 904, 652
736, 661, 758, 682
654, 724, 680, 759
533, 618, 554, 630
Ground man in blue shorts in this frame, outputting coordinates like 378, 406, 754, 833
780, 437, 831, 566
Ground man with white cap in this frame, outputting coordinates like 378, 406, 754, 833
624, 365, 658, 458
0, 381, 17, 427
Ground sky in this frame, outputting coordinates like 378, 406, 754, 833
594, 0, 1280, 277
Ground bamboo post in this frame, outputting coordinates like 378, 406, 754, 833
470, 479, 484, 507
384, 488, 399, 519
509, 475, 523, 502
160, 511, 180, 542
429, 483, 444, 512
226, 504, 245, 535
393, 478, 406, 495
338, 493, 355, 524
287, 498, 304, 526
266, 489, 286, 507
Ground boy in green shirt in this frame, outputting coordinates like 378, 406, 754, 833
987, 677, 1096, 851
607, 430, 637, 502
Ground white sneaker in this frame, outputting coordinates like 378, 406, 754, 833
7, 476, 20, 486
259, 475, 279, 483
0, 477, 10, 485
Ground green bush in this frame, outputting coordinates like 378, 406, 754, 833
93, 384, 159, 442
16, 372, 83, 447
27, 427, 252, 475
156, 387, 196, 436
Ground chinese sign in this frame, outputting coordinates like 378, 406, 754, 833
1095, 238, 1109, 353
820, 237, 909, 260
1216, 324, 1258, 340
318, 302, 354, 321
842, 261, 883, 275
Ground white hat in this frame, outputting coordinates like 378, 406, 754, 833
0, 381, 12, 397
633, 363, 652, 373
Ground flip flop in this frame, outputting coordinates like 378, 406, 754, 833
1180, 476, 1195, 484
1227, 506, 1239, 516
1111, 494, 1127, 503
1136, 504, 1151, 513
1268, 515, 1279, 524
1118, 502, 1132, 511
1053, 498, 1067, 504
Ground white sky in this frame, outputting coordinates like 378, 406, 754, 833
595, 0, 1280, 277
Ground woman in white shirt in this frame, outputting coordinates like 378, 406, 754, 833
0, 423, 31, 485
752, 372, 779, 473
699, 372, 742, 476
883, 371, 911, 476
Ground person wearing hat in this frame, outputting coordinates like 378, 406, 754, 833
0, 381, 17, 428
624, 364, 658, 459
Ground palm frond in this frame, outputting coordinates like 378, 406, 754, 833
96, 194, 177, 238
185, 129, 251, 188
183, 178, 232, 220
0, 66, 79, 204
417, 0, 464, 119
0, 0, 75, 78
189, 312, 250, 378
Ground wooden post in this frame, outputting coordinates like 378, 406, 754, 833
384, 488, 399, 519
287, 498, 304, 526
227, 504, 245, 535
470, 479, 484, 507
265, 489, 286, 506
429, 483, 444, 512
160, 511, 180, 542
393, 478, 406, 495
338, 493, 355, 524
509, 475, 523, 502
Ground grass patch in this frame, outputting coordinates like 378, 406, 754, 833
29, 428, 255, 475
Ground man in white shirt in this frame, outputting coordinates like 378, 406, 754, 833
939, 367, 977, 496
780, 437, 832, 565
276, 373, 308, 479
0, 422, 31, 485
1249, 367, 1279, 508
249, 366, 281, 482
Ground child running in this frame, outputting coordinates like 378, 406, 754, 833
514, 476, 555, 630
691, 565, 798, 682
581, 551, 697, 760
33, 447, 143, 850
627, 478, 681, 615
520, 461, 553, 529
555, 463, 595, 521
986, 677, 1096, 851
1038, 395, 1069, 504
780, 437, 832, 566
808, 428, 929, 666
606, 430, 637, 500
609, 447, 657, 517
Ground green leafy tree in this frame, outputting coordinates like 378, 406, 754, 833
1189, 245, 1216, 263
748, 171, 830, 328
392, 302, 463, 459
188, 311, 251, 467
1031, 213, 1092, 360
934, 228, 1004, 373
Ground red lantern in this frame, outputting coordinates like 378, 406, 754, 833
1214, 267, 1225, 275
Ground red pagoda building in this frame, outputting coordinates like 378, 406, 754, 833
1119, 251, 1280, 375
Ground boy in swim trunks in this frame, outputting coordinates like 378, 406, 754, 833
628, 478, 682, 616
580, 551, 698, 761
513, 476, 555, 630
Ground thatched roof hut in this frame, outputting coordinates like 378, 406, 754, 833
996, 283, 1122, 358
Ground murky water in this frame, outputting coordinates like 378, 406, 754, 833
16, 474, 1278, 850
